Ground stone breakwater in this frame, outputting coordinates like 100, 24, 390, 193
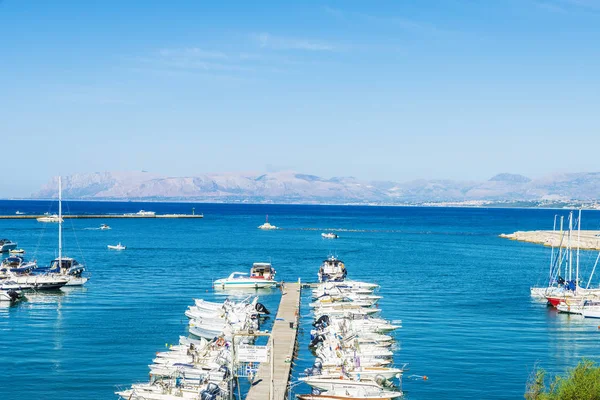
500, 230, 600, 250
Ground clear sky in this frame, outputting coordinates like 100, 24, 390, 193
1, 0, 599, 196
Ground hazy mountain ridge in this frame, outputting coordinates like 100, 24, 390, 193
32, 171, 600, 203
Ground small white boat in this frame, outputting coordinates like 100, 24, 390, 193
0, 239, 18, 253
583, 309, 600, 319
108, 243, 126, 250
100, 224, 111, 230
214, 262, 278, 289
258, 214, 278, 230
36, 213, 63, 223
8, 249, 25, 254
15, 211, 24, 215
322, 232, 339, 239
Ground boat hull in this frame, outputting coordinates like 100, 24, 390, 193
213, 279, 277, 289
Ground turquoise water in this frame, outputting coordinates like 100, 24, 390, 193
1, 201, 600, 399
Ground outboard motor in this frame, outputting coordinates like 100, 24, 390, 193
313, 315, 330, 327
206, 382, 220, 394
7, 289, 20, 301
255, 302, 270, 315
375, 374, 395, 388
219, 365, 230, 379
309, 334, 325, 348
200, 392, 216, 400
313, 360, 323, 371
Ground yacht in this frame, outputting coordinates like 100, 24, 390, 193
44, 257, 88, 286
41, 177, 89, 287
0, 255, 37, 276
321, 232, 339, 239
258, 215, 278, 230
108, 243, 126, 250
318, 256, 347, 283
37, 213, 63, 223
213, 262, 278, 289
136, 210, 155, 216
0, 239, 18, 253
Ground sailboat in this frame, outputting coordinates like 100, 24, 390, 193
43, 177, 89, 287
258, 214, 278, 230
544, 210, 600, 308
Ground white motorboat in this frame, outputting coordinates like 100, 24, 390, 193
258, 214, 278, 230
100, 224, 111, 230
108, 243, 126, 250
194, 298, 228, 311
297, 388, 403, 400
2, 273, 68, 291
0, 255, 37, 277
0, 239, 18, 253
8, 249, 25, 254
318, 256, 347, 282
214, 262, 277, 289
300, 376, 396, 394
583, 308, 600, 319
15, 211, 24, 215
36, 213, 63, 223
0, 281, 25, 302
322, 232, 339, 239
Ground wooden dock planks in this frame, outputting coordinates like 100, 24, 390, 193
245, 282, 301, 400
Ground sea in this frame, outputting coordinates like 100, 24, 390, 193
1, 200, 600, 399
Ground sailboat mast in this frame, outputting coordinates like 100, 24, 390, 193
58, 176, 62, 262
550, 215, 557, 285
568, 212, 573, 282
558, 216, 564, 278
577, 209, 582, 288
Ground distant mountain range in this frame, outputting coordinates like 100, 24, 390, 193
31, 171, 600, 204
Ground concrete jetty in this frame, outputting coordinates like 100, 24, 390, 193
246, 282, 301, 400
500, 230, 600, 250
0, 214, 203, 219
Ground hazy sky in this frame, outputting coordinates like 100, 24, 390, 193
1, 0, 599, 196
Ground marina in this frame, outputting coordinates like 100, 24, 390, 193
2, 202, 600, 399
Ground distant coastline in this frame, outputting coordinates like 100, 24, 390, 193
3, 197, 600, 210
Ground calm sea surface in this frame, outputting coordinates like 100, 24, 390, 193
1, 201, 600, 399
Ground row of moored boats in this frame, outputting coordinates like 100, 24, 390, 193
117, 296, 270, 400
531, 210, 600, 318
297, 256, 403, 400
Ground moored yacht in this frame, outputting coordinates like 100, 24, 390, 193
318, 256, 347, 283
214, 262, 278, 289
0, 255, 37, 276
41, 177, 89, 287
36, 213, 63, 223
0, 239, 18, 253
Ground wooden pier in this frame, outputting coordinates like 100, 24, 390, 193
0, 214, 203, 219
246, 282, 301, 400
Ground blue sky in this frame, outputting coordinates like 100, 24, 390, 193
1, 0, 599, 196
